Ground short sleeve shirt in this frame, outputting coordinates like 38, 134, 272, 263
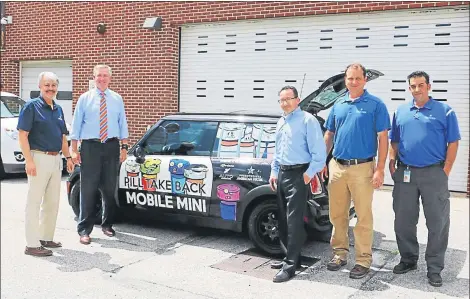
389, 98, 460, 167
17, 97, 68, 152
325, 90, 391, 159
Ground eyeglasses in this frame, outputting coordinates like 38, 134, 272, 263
278, 97, 296, 103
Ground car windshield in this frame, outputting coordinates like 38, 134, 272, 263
1, 101, 14, 118
1, 96, 24, 118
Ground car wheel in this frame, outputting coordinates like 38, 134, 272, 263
247, 199, 282, 256
0, 157, 5, 180
69, 181, 103, 224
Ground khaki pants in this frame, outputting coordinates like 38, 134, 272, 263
25, 151, 62, 247
328, 159, 374, 268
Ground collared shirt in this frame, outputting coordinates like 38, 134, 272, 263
271, 107, 326, 178
17, 97, 68, 152
325, 89, 390, 160
70, 88, 129, 140
389, 97, 460, 167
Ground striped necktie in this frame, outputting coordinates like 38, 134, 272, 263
99, 92, 108, 143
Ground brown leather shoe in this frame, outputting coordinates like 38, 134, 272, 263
24, 246, 53, 257
102, 227, 115, 237
79, 235, 91, 245
40, 240, 62, 248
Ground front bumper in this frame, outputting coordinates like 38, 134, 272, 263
3, 163, 25, 174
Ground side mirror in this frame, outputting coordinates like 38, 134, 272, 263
134, 145, 146, 164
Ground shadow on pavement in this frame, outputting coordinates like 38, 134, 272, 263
46, 248, 121, 273
296, 228, 469, 298
62, 212, 468, 297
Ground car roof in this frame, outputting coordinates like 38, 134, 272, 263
1, 91, 20, 98
162, 112, 280, 123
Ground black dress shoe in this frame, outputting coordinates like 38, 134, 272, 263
273, 269, 294, 283
393, 262, 417, 274
102, 227, 115, 237
427, 272, 443, 287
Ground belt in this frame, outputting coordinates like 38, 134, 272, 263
280, 163, 309, 171
82, 137, 119, 143
31, 150, 60, 156
334, 157, 374, 166
397, 161, 444, 169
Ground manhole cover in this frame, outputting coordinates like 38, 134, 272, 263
211, 248, 319, 280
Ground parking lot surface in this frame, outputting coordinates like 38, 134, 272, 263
1, 175, 468, 299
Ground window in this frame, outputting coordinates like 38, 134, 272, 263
1, 96, 24, 118
142, 120, 218, 156
212, 122, 276, 159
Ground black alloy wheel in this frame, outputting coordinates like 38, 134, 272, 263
247, 199, 282, 256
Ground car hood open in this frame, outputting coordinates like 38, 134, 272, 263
299, 69, 384, 114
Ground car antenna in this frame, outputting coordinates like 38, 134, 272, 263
299, 73, 306, 99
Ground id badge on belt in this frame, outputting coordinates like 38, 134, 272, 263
403, 166, 411, 183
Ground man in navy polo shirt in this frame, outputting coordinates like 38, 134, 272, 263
389, 71, 460, 287
322, 63, 391, 279
17, 72, 74, 257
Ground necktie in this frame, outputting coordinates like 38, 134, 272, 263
99, 92, 108, 143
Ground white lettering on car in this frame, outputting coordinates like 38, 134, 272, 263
126, 191, 206, 214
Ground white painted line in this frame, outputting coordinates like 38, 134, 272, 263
118, 231, 157, 241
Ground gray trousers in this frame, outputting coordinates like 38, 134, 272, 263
276, 165, 309, 274
392, 164, 450, 274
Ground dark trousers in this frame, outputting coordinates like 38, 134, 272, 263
392, 164, 450, 274
77, 139, 120, 236
276, 165, 309, 273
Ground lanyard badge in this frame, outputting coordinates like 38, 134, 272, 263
403, 166, 411, 183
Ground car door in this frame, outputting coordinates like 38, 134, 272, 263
209, 122, 275, 222
118, 120, 218, 217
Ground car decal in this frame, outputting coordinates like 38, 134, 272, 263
14, 151, 25, 162
119, 156, 213, 215
216, 183, 240, 221
214, 123, 277, 159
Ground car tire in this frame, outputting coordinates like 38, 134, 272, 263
247, 199, 282, 256
307, 206, 356, 243
69, 181, 103, 224
0, 157, 5, 180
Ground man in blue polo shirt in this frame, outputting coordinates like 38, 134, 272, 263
322, 63, 391, 279
389, 71, 460, 287
17, 72, 74, 257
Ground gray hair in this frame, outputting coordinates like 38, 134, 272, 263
37, 71, 59, 87
93, 64, 112, 77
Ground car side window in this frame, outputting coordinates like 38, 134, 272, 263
142, 120, 218, 156
212, 122, 277, 159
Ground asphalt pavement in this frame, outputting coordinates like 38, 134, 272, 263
1, 174, 468, 299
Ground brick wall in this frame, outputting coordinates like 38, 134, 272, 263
1, 1, 469, 192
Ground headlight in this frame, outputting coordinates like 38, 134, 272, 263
4, 128, 18, 140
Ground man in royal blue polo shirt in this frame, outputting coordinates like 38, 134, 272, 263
322, 63, 391, 279
17, 72, 74, 257
389, 71, 460, 287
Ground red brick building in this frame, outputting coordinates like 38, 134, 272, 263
1, 1, 469, 193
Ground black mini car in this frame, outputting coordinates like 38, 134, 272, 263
66, 70, 383, 255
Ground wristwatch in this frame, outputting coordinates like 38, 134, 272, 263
66, 156, 72, 160
121, 144, 129, 150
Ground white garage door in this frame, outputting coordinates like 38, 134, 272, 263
21, 60, 73, 123
180, 6, 469, 192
